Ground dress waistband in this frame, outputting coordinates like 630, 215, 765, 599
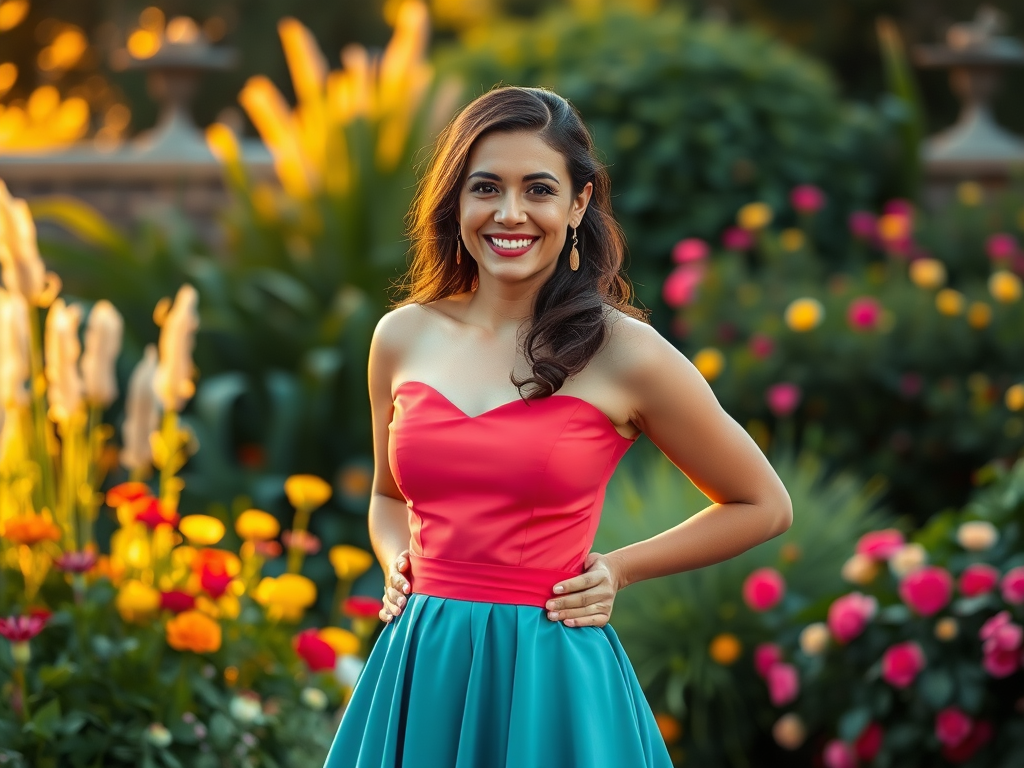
407, 553, 578, 608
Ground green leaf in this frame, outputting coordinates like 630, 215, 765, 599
838, 707, 872, 742
207, 711, 236, 750
918, 669, 954, 708
24, 698, 62, 740
38, 662, 77, 688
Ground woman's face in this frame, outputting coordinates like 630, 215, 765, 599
458, 130, 592, 285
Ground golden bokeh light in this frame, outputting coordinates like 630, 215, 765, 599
127, 28, 161, 59
166, 16, 200, 45
0, 0, 30, 33
139, 6, 165, 33
0, 62, 17, 97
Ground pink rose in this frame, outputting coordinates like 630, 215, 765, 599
848, 211, 877, 241
986, 233, 1018, 261
958, 563, 1000, 597
827, 592, 877, 644
1001, 566, 1024, 604
847, 296, 882, 330
766, 662, 799, 706
979, 610, 1022, 677
722, 226, 754, 251
748, 333, 774, 360
662, 264, 706, 308
854, 722, 884, 761
742, 567, 786, 611
983, 645, 1019, 677
899, 565, 953, 616
881, 640, 926, 688
754, 643, 784, 678
980, 611, 1020, 648
936, 707, 973, 748
790, 184, 826, 214
855, 528, 905, 561
822, 739, 856, 768
765, 383, 801, 418
672, 238, 710, 263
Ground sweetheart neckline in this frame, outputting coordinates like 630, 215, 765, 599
392, 380, 638, 443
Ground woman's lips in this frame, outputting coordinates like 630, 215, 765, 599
485, 235, 538, 257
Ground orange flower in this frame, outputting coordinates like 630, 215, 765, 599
655, 712, 682, 744
191, 548, 241, 578
709, 633, 742, 665
166, 610, 222, 653
106, 482, 152, 508
2, 516, 61, 546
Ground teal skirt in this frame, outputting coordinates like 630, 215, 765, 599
323, 592, 674, 768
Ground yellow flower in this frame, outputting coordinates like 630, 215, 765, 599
709, 633, 742, 665
2, 515, 61, 546
235, 509, 280, 541
319, 627, 360, 655
935, 288, 964, 316
654, 712, 682, 744
329, 545, 374, 580
116, 580, 161, 623
166, 610, 222, 653
178, 515, 226, 546
967, 301, 992, 329
255, 573, 317, 621
284, 474, 332, 511
957, 181, 983, 206
784, 297, 824, 332
1007, 384, 1024, 412
935, 617, 959, 641
909, 258, 946, 289
692, 348, 725, 382
989, 270, 1022, 303
737, 202, 772, 231
779, 228, 805, 252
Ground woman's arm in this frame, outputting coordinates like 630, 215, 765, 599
605, 319, 793, 590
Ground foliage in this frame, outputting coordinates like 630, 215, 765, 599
667, 183, 1024, 521
437, 1, 896, 311
760, 457, 1024, 768
594, 435, 887, 767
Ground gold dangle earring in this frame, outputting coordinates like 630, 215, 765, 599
456, 234, 462, 266
569, 227, 580, 271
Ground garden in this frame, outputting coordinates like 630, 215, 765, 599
1, 1, 1023, 766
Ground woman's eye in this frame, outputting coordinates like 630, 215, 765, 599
529, 185, 554, 195
470, 182, 497, 193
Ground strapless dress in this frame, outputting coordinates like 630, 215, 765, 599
323, 380, 673, 768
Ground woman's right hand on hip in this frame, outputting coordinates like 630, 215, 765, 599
381, 549, 411, 623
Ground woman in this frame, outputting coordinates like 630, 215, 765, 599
324, 86, 792, 767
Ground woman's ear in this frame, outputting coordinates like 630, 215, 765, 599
571, 181, 594, 228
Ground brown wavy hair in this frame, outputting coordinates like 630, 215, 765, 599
392, 85, 650, 399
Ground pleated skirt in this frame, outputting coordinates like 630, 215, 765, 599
323, 592, 674, 768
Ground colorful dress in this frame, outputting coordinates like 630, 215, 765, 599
324, 380, 674, 768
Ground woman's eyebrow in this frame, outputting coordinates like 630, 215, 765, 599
467, 171, 560, 183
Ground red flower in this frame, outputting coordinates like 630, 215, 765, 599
854, 722, 883, 761
0, 614, 47, 642
200, 567, 233, 599
958, 563, 999, 597
343, 595, 383, 619
790, 184, 826, 214
106, 482, 152, 508
899, 566, 953, 616
294, 629, 337, 672
941, 720, 993, 763
160, 590, 196, 614
1001, 566, 1024, 604
134, 498, 180, 530
881, 640, 926, 688
742, 567, 786, 611
936, 707, 973, 748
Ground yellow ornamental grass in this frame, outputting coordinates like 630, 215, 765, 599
115, 580, 161, 623
935, 289, 965, 316
909, 258, 946, 290
235, 509, 280, 541
319, 627, 360, 655
989, 270, 1022, 303
692, 348, 725, 382
285, 474, 332, 511
329, 544, 374, 580
737, 202, 772, 231
166, 609, 222, 654
1007, 384, 1024, 412
179, 515, 226, 546
785, 298, 824, 332
709, 632, 742, 665
967, 301, 992, 329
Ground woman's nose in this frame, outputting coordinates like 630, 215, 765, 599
494, 194, 528, 225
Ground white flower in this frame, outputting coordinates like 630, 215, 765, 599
145, 723, 172, 748
334, 653, 365, 688
0, 185, 48, 303
153, 284, 199, 413
81, 300, 123, 408
229, 694, 263, 724
120, 344, 160, 471
0, 288, 30, 408
889, 543, 927, 578
956, 521, 998, 551
798, 622, 830, 656
44, 298, 84, 427
300, 687, 328, 711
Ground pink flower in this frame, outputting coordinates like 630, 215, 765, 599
883, 198, 914, 218
160, 590, 196, 614
748, 333, 774, 360
854, 722, 884, 761
754, 643, 784, 677
847, 296, 882, 330
986, 233, 1018, 261
979, 611, 1022, 677
848, 211, 877, 241
722, 226, 754, 251
855, 529, 906, 561
942, 720, 993, 763
0, 614, 47, 643
790, 184, 826, 214
899, 565, 953, 616
958, 563, 1000, 597
1001, 566, 1024, 604
282, 529, 321, 555
767, 662, 799, 706
936, 707, 973, 747
293, 629, 337, 673
766, 383, 801, 418
742, 567, 786, 611
822, 739, 856, 768
983, 645, 1020, 677
53, 551, 99, 574
662, 264, 706, 308
881, 640, 926, 688
672, 238, 710, 263
827, 592, 877, 643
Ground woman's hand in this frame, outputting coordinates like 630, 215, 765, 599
380, 548, 411, 623
545, 551, 622, 628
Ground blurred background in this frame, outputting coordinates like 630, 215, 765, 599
1, 1, 1024, 766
